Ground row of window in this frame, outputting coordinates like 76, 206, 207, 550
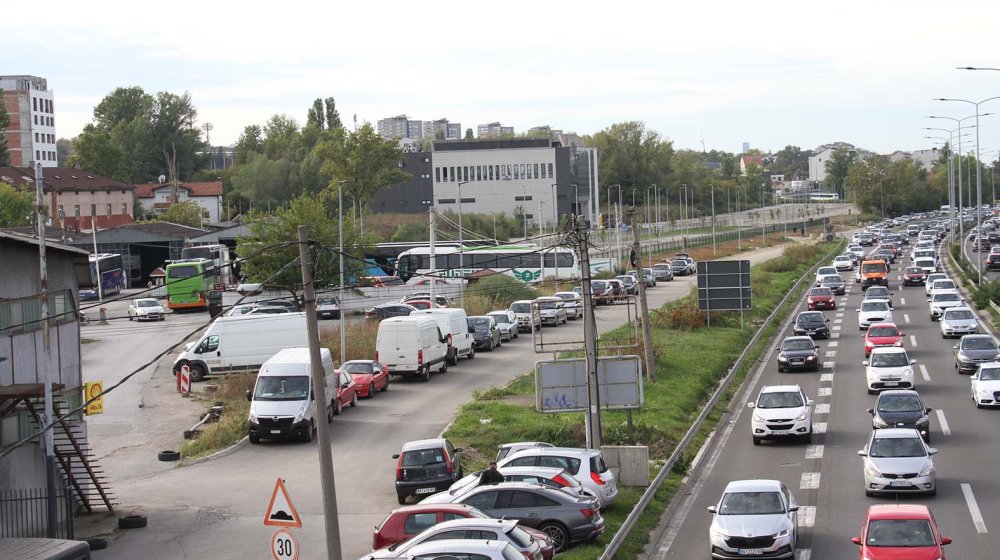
401, 252, 574, 271
57, 203, 128, 218
35, 132, 55, 144
435, 162, 554, 184
33, 114, 54, 127
36, 150, 56, 161
0, 290, 77, 336
32, 96, 53, 114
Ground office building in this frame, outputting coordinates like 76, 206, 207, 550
1, 75, 57, 167
477, 122, 514, 138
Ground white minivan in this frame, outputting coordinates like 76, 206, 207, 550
246, 347, 334, 444
376, 315, 449, 381
415, 308, 474, 364
173, 313, 307, 381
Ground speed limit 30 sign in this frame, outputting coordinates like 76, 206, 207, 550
271, 527, 299, 560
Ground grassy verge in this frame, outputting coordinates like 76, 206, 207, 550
81, 338, 99, 345
180, 372, 255, 458
444, 240, 843, 559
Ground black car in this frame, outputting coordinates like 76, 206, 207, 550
777, 336, 821, 372
267, 299, 301, 312
468, 316, 502, 351
873, 250, 895, 266
988, 252, 1000, 270
988, 231, 1000, 244
366, 303, 417, 320
393, 438, 463, 504
868, 389, 932, 442
670, 258, 691, 276
793, 311, 830, 339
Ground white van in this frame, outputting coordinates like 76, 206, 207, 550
376, 316, 449, 381
415, 308, 474, 364
173, 313, 307, 381
247, 347, 335, 444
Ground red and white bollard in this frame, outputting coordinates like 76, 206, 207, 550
177, 364, 191, 396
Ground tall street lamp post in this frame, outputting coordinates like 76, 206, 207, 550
457, 180, 469, 305
337, 179, 351, 365
924, 126, 971, 234
550, 182, 558, 232
927, 114, 980, 240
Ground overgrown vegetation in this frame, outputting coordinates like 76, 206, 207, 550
180, 372, 255, 459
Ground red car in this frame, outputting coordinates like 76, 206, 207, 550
340, 360, 389, 398
852, 504, 951, 559
331, 368, 358, 415
807, 287, 837, 310
864, 322, 904, 357
902, 266, 927, 286
404, 299, 436, 311
373, 503, 555, 559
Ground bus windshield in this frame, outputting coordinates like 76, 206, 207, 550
167, 265, 199, 279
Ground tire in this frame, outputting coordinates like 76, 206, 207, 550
927, 487, 937, 497
382, 378, 390, 392
752, 436, 761, 446
397, 494, 407, 505
803, 430, 813, 444
333, 399, 343, 416
301, 420, 314, 442
128, 314, 133, 321
189, 364, 207, 382
87, 538, 109, 551
468, 347, 475, 360
865, 489, 874, 497
368, 384, 376, 398
159, 316, 165, 321
447, 349, 458, 366
439, 360, 448, 373
778, 366, 785, 373
422, 366, 431, 382
249, 432, 260, 444
539, 522, 570, 553
118, 514, 148, 530
350, 392, 358, 407
327, 405, 334, 423
157, 450, 180, 462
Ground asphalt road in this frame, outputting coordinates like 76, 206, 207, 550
86, 244, 795, 560
648, 236, 1000, 559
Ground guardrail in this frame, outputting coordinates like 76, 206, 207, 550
598, 239, 845, 560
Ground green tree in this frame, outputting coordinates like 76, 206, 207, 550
324, 97, 343, 131
0, 89, 9, 166
824, 148, 856, 198
390, 221, 429, 242
589, 121, 674, 207
155, 200, 204, 227
68, 125, 125, 179
56, 138, 72, 166
234, 124, 264, 165
0, 182, 33, 226
772, 145, 810, 179
465, 128, 474, 140
307, 99, 325, 129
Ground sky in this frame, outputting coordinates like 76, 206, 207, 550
5, 0, 1000, 159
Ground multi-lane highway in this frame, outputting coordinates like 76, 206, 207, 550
650, 236, 998, 559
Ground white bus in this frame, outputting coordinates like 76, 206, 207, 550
808, 192, 840, 202
395, 244, 580, 284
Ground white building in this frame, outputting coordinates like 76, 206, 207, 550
0, 75, 57, 168
134, 180, 224, 223
888, 149, 939, 171
808, 142, 858, 182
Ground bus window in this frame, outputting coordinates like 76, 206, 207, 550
167, 265, 199, 279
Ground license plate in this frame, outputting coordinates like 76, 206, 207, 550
770, 430, 790, 435
738, 549, 764, 555
883, 382, 899, 387
415, 487, 436, 495
271, 430, 281, 434
889, 480, 910, 487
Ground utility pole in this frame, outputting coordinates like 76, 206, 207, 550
35, 163, 57, 538
629, 209, 656, 382
575, 215, 602, 448
337, 181, 347, 365
297, 225, 343, 560
429, 208, 437, 302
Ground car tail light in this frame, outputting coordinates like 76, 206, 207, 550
418, 350, 423, 366
445, 451, 453, 475
579, 507, 597, 519
590, 471, 606, 485
395, 454, 404, 480
551, 474, 571, 487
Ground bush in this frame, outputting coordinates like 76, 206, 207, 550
468, 274, 538, 309
973, 279, 1000, 310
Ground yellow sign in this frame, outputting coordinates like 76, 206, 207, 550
84, 382, 104, 415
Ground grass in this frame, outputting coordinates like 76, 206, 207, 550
81, 338, 99, 345
180, 372, 255, 458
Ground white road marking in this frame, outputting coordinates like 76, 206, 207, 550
835, 312, 844, 318
825, 351, 836, 358
900, 297, 906, 306
833, 318, 843, 324
800, 472, 821, 489
814, 403, 830, 414
818, 387, 832, 397
910, 335, 918, 347
831, 332, 840, 339
832, 325, 841, 331
820, 373, 834, 382
805, 445, 824, 460
822, 362, 836, 370
828, 341, 839, 347
795, 548, 812, 560
903, 313, 911, 324
936, 409, 951, 435
961, 483, 989, 533
919, 364, 930, 382
814, 422, 827, 434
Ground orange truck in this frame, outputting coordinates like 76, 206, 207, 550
860, 259, 889, 289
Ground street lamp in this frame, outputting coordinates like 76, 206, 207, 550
924, 126, 972, 231
457, 180, 469, 305
926, 114, 981, 239
551, 183, 558, 232
337, 179, 351, 365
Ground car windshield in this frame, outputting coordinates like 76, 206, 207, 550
870, 352, 909, 367
253, 376, 310, 401
869, 437, 926, 458
718, 492, 785, 515
963, 338, 997, 350
136, 300, 158, 307
757, 392, 804, 409
536, 300, 558, 309
980, 367, 1000, 381
470, 318, 492, 329
672, 259, 686, 266
489, 314, 511, 324
555, 293, 574, 300
933, 281, 955, 290
904, 267, 923, 274
342, 362, 374, 375
862, 302, 889, 311
510, 303, 530, 313
819, 267, 837, 275
782, 339, 815, 351
402, 448, 445, 466
868, 327, 899, 338
945, 309, 974, 320
867, 288, 889, 297
591, 281, 607, 290
798, 313, 823, 323
863, 263, 887, 273
317, 297, 337, 305
821, 276, 842, 284
866, 519, 936, 547
878, 394, 923, 412
653, 264, 669, 270
810, 289, 833, 297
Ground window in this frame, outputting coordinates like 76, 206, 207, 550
90, 204, 97, 216
476, 166, 482, 181
534, 164, 540, 178
438, 198, 456, 204
424, 530, 468, 542
468, 530, 499, 540
488, 165, 494, 180
462, 490, 499, 510
34, 115, 38, 125
513, 164, 519, 179
435, 167, 441, 182
35, 133, 39, 142
520, 164, 526, 179
121, 203, 128, 214
36, 150, 41, 160
548, 163, 554, 177
538, 455, 581, 474
33, 98, 38, 111
541, 164, 547, 179
442, 513, 465, 522
506, 456, 537, 467
74, 205, 80, 217
106, 204, 112, 215
450, 167, 456, 182
197, 335, 220, 353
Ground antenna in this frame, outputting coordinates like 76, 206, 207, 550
203, 122, 214, 146
701, 131, 706, 153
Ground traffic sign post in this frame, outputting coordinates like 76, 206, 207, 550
696, 260, 752, 328
264, 478, 302, 528
270, 527, 299, 560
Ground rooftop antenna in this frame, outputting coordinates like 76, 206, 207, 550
701, 131, 706, 153
202, 122, 213, 146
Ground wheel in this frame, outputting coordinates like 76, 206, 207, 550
327, 405, 334, 423
439, 360, 448, 373
333, 399, 343, 416
159, 316, 165, 321
447, 348, 458, 366
249, 432, 260, 444
301, 420, 314, 442
189, 364, 207, 382
397, 494, 407, 505
927, 487, 937, 497
539, 522, 570, 553
865, 489, 874, 497
468, 347, 475, 360
803, 430, 813, 444
778, 366, 785, 373
118, 515, 148, 529
128, 314, 133, 321
422, 366, 431, 382
752, 436, 761, 446
382, 378, 390, 392
368, 384, 376, 398
350, 392, 358, 407
157, 450, 180, 462
87, 538, 109, 551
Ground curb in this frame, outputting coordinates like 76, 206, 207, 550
182, 436, 249, 466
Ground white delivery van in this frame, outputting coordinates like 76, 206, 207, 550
173, 313, 307, 381
246, 347, 334, 444
376, 316, 449, 382
416, 308, 474, 364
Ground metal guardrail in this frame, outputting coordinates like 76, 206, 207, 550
598, 239, 845, 560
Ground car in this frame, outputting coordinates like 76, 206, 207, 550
818, 275, 846, 295
848, 244, 866, 260
534, 296, 568, 326
651, 263, 675, 281
401, 294, 453, 308
953, 334, 1000, 374
330, 368, 359, 415
496, 441, 554, 462
965, 358, 1000, 409
901, 266, 927, 286
362, 517, 545, 560
863, 286, 894, 309
869, 389, 932, 440
419, 482, 604, 552
852, 504, 952, 558
940, 306, 979, 338
914, 256, 938, 275
748, 385, 814, 444
806, 287, 836, 311
487, 310, 519, 341
339, 359, 388, 398
776, 336, 820, 372
792, 311, 830, 339
858, 259, 889, 288
626, 269, 656, 288
814, 266, 840, 286
863, 347, 916, 394
393, 438, 464, 505
316, 295, 340, 319
363, 275, 405, 288
367, 303, 418, 321
873, 249, 895, 265
589, 280, 615, 305
403, 299, 437, 311
864, 323, 905, 357
858, 428, 937, 497
707, 479, 799, 560
444, 465, 585, 499
924, 273, 948, 296
987, 252, 1000, 270
928, 290, 963, 321
552, 291, 583, 319
468, 315, 502, 351
671, 258, 693, 276
497, 447, 617, 508
928, 278, 957, 297
858, 299, 893, 330
128, 298, 165, 321
509, 300, 541, 331
833, 255, 854, 271
616, 274, 638, 295
381, 538, 529, 560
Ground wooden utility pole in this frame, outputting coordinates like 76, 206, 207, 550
629, 209, 656, 382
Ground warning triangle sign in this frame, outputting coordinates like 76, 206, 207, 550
264, 478, 302, 528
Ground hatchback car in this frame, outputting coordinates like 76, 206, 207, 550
858, 428, 937, 497
367, 303, 418, 321
864, 323, 904, 357
863, 286, 894, 309
362, 518, 545, 560
818, 275, 846, 295
616, 275, 638, 295
833, 255, 854, 271
128, 298, 165, 321
468, 316, 502, 351
589, 280, 615, 305
923, 273, 948, 296
864, 347, 916, 393
534, 297, 568, 326
869, 389, 932, 441
487, 310, 519, 341
707, 479, 799, 560
940, 306, 979, 338
970, 362, 1000, 408
496, 441, 554, 462
814, 266, 840, 286
806, 287, 836, 311
388, 539, 528, 560
340, 360, 388, 398
901, 266, 927, 286
954, 334, 1000, 374
776, 336, 820, 372
393, 438, 464, 504
748, 385, 814, 444
851, 504, 951, 558
552, 291, 583, 319
498, 447, 617, 508
651, 263, 675, 281
929, 278, 957, 297
316, 295, 340, 319
858, 299, 893, 330
792, 311, 830, 339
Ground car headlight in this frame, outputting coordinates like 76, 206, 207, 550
806, 355, 817, 361
919, 465, 936, 477
797, 413, 809, 421
865, 462, 883, 478
778, 353, 788, 362
902, 367, 913, 379
753, 414, 766, 423
775, 529, 789, 538
710, 526, 727, 539
979, 388, 994, 396
894, 340, 903, 346
915, 416, 929, 426
293, 403, 308, 423
957, 352, 969, 362
873, 416, 889, 428
248, 412, 258, 424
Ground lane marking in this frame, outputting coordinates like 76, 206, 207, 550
796, 549, 812, 560
835, 312, 844, 318
831, 332, 841, 339
800, 472, 821, 489
961, 483, 989, 533
825, 351, 836, 358
814, 422, 827, 434
904, 313, 911, 324
805, 445, 824, 460
910, 335, 918, 347
833, 318, 843, 325
832, 325, 841, 331
828, 341, 839, 347
820, 373, 834, 382
814, 403, 830, 414
919, 364, 930, 382
818, 387, 832, 397
900, 297, 906, 306
798, 506, 817, 528
936, 409, 951, 436
822, 362, 836, 370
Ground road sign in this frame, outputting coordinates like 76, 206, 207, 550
697, 260, 752, 311
264, 478, 302, 528
179, 365, 191, 394
535, 356, 643, 413
84, 381, 103, 415
270, 527, 299, 560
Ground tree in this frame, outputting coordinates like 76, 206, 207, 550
464, 128, 474, 140
772, 145, 810, 179
56, 138, 72, 166
824, 148, 856, 198
589, 121, 674, 204
155, 201, 204, 227
0, 182, 33, 226
324, 97, 343, 131
234, 125, 264, 165
0, 89, 9, 166
68, 125, 125, 179
307, 99, 325, 129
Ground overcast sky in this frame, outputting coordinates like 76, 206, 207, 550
5, 0, 1000, 158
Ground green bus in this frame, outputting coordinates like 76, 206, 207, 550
166, 259, 216, 310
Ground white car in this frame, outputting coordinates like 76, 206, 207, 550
815, 266, 840, 286
913, 257, 937, 275
534, 296, 568, 326
552, 291, 583, 320
864, 347, 916, 394
971, 362, 1000, 408
707, 480, 799, 560
858, 299, 893, 330
928, 279, 957, 297
924, 273, 948, 296
833, 255, 854, 271
486, 310, 519, 341
128, 298, 165, 321
748, 385, 814, 444
316, 295, 340, 319
498, 446, 617, 507
940, 306, 979, 338
928, 290, 964, 321
848, 245, 866, 260
509, 300, 541, 332
381, 539, 526, 560
445, 465, 584, 498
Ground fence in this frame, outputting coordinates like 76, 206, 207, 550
0, 486, 76, 539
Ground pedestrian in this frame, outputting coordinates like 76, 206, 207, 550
479, 461, 505, 485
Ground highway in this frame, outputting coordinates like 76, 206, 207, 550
649, 235, 1000, 559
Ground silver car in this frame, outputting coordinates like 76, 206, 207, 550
940, 306, 979, 338
128, 298, 165, 321
487, 310, 519, 341
651, 263, 675, 281
707, 479, 799, 560
858, 428, 937, 497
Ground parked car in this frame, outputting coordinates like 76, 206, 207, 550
901, 266, 927, 286
362, 518, 545, 560
864, 347, 916, 394
403, 299, 436, 311
510, 300, 541, 331
468, 316, 502, 351
381, 539, 528, 560
393, 438, 464, 505
615, 275, 638, 295
553, 291, 583, 319
851, 505, 952, 557
806, 287, 836, 311
627, 269, 656, 288
792, 311, 830, 339
970, 361, 1000, 408
671, 258, 693, 276
707, 480, 800, 560
534, 296, 568, 326
607, 279, 626, 301
487, 310, 519, 341
339, 359, 388, 398
367, 303, 418, 321
748, 384, 814, 444
417, 308, 475, 364
247, 347, 336, 444
316, 295, 340, 319
496, 441, 554, 462
928, 290, 964, 321
651, 263, 675, 281
375, 316, 449, 381
402, 294, 453, 308
776, 336, 820, 372
363, 275, 405, 288
864, 322, 904, 357
497, 447, 617, 508
954, 334, 1000, 374
445, 465, 585, 499
589, 280, 615, 305
858, 428, 937, 496
868, 389, 931, 441
940, 306, 979, 338
128, 298, 165, 321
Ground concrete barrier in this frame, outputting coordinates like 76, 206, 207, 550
601, 445, 650, 486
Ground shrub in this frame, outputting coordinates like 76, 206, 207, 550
469, 274, 538, 308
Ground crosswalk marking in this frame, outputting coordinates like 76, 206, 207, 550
814, 422, 827, 434
800, 472, 821, 489
825, 351, 836, 358
795, 548, 812, 560
822, 362, 835, 370
814, 403, 830, 414
805, 445, 824, 460
818, 387, 832, 397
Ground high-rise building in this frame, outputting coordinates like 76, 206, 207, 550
377, 115, 425, 140
1, 75, 57, 167
477, 122, 514, 138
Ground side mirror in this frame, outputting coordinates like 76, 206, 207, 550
953, 345, 959, 350
806, 399, 814, 406
788, 505, 800, 513
454, 447, 463, 452
867, 407, 874, 414
941, 537, 952, 545
928, 448, 939, 455
826, 318, 830, 322
246, 390, 252, 402
910, 359, 917, 365
392, 453, 400, 459
857, 450, 867, 457
814, 345, 820, 350
925, 407, 933, 413
341, 382, 349, 389
747, 402, 756, 408
707, 505, 718, 514
862, 361, 869, 366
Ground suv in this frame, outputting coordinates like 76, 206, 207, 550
393, 438, 464, 504
509, 300, 541, 332
868, 389, 932, 441
776, 336, 820, 372
498, 447, 617, 507
748, 385, 814, 444
707, 480, 799, 560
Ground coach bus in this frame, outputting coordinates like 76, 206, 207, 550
80, 253, 126, 300
165, 259, 217, 310
395, 244, 580, 284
